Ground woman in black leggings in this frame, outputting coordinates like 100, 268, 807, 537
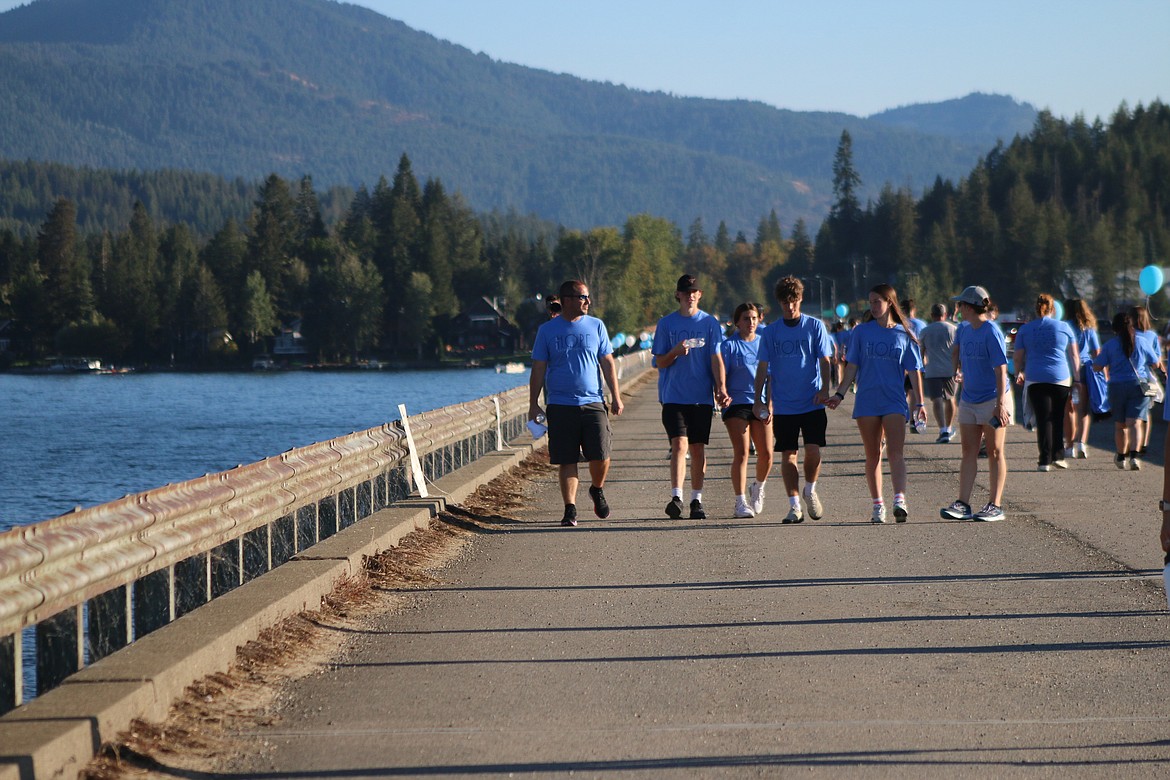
1012, 294, 1080, 471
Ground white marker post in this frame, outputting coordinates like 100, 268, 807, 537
397, 403, 428, 498
493, 397, 504, 451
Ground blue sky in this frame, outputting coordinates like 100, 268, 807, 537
0, 0, 1165, 121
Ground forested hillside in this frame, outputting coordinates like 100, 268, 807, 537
1, 102, 1165, 372
0, 0, 1033, 232
813, 103, 1170, 313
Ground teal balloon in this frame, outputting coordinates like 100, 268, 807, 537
835, 303, 848, 318
1052, 300, 1064, 321
1139, 265, 1164, 295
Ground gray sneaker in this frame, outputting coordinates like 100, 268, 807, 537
893, 499, 908, 523
782, 505, 804, 524
802, 487, 824, 520
871, 503, 887, 524
972, 503, 1005, 522
940, 499, 973, 520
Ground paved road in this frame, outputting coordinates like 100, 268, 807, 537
227, 376, 1170, 777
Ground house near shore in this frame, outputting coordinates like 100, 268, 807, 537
450, 297, 521, 354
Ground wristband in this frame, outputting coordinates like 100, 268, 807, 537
916, 404, 925, 408
833, 392, 844, 400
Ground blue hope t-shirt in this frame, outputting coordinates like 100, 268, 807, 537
956, 320, 1007, 403
720, 336, 763, 406
652, 309, 725, 405
531, 315, 613, 405
1094, 336, 1159, 384
1069, 322, 1101, 364
1014, 316, 1076, 384
845, 321, 922, 418
758, 314, 833, 414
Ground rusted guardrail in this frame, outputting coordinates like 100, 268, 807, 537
0, 351, 651, 715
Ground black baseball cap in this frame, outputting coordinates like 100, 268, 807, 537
676, 274, 701, 293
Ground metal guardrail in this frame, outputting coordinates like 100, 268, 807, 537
0, 352, 651, 715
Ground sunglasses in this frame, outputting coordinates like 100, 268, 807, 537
567, 293, 590, 301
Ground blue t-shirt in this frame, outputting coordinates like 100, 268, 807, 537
846, 321, 922, 419
1137, 330, 1160, 378
1014, 316, 1076, 384
531, 315, 613, 406
1094, 336, 1159, 384
758, 314, 833, 414
652, 309, 726, 405
1069, 322, 1101, 363
908, 317, 928, 338
956, 320, 1008, 403
721, 336, 763, 406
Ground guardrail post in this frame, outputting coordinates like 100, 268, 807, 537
1, 631, 19, 715
36, 605, 81, 695
175, 552, 209, 618
358, 479, 373, 519
87, 584, 130, 662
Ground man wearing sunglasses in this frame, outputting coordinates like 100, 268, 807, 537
530, 280, 625, 527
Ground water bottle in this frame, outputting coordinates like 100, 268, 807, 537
527, 413, 547, 439
535, 413, 546, 425
913, 418, 927, 434
757, 407, 770, 422
1071, 386, 1080, 407
683, 337, 706, 349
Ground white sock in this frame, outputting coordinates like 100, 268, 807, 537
671, 487, 683, 499
691, 490, 703, 503
789, 495, 800, 508
736, 494, 747, 503
805, 481, 817, 494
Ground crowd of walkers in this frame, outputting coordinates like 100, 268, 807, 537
527, 273, 1170, 567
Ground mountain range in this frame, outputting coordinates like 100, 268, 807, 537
0, 0, 1039, 231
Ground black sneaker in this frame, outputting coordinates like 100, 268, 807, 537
561, 505, 577, 527
689, 499, 706, 520
665, 496, 683, 519
589, 485, 610, 519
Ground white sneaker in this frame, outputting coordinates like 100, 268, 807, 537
1037, 464, 1052, 472
1074, 442, 1088, 459
749, 481, 766, 515
1052, 458, 1069, 470
734, 498, 755, 518
802, 486, 824, 520
1063, 447, 1075, 460
1128, 456, 1142, 471
871, 503, 887, 524
783, 505, 804, 524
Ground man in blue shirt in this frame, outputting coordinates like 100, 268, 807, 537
530, 280, 624, 527
653, 274, 730, 520
752, 276, 834, 523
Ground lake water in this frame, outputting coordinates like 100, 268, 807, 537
0, 368, 530, 532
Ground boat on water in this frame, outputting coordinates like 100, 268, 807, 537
47, 356, 103, 373
251, 355, 277, 370
496, 361, 526, 374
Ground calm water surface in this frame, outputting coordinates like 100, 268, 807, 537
0, 368, 529, 531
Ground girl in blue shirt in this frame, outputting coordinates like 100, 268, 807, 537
1130, 305, 1164, 454
1094, 311, 1160, 470
1063, 299, 1101, 459
828, 284, 925, 524
1013, 294, 1079, 471
720, 303, 774, 518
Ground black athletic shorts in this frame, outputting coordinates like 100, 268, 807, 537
546, 403, 611, 465
721, 403, 756, 423
773, 409, 828, 452
661, 403, 714, 445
